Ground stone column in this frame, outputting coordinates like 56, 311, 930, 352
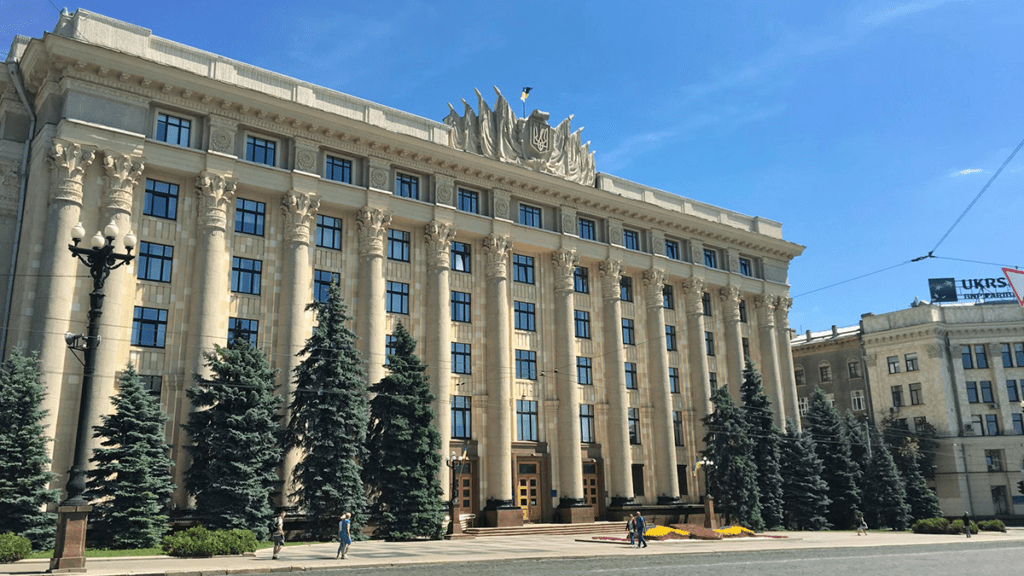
683, 279, 713, 418
356, 207, 390, 388
31, 139, 96, 475
278, 190, 318, 504
988, 342, 1015, 433
720, 286, 746, 400
775, 297, 800, 431
425, 220, 456, 499
552, 249, 588, 519
599, 259, 633, 506
643, 268, 679, 503
756, 295, 785, 430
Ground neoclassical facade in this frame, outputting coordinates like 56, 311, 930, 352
0, 10, 804, 524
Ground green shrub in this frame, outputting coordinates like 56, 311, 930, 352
0, 533, 33, 563
911, 517, 950, 534
217, 529, 258, 554
948, 519, 977, 535
977, 519, 1006, 532
161, 526, 258, 557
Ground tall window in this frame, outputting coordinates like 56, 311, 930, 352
628, 407, 640, 445
574, 310, 591, 339
819, 363, 832, 382
702, 292, 712, 316
1013, 413, 1024, 435
245, 135, 275, 166
966, 381, 979, 403
663, 285, 674, 309
578, 218, 596, 240
905, 353, 919, 372
739, 300, 748, 323
139, 375, 162, 398
799, 397, 809, 415
451, 241, 471, 272
143, 179, 178, 220
452, 396, 471, 439
665, 240, 680, 260
452, 342, 471, 374
632, 464, 645, 496
709, 372, 718, 391
451, 291, 471, 322
231, 257, 262, 294
673, 411, 683, 446
739, 257, 753, 277
851, 390, 865, 411
703, 248, 718, 269
623, 229, 640, 251
705, 331, 715, 356
887, 356, 900, 374
1016, 343, 1024, 367
986, 414, 999, 436
1007, 379, 1020, 403
516, 400, 538, 441
512, 254, 535, 284
385, 334, 398, 360
622, 319, 636, 345
1003, 344, 1014, 368
625, 362, 638, 390
980, 380, 994, 403
234, 198, 266, 236
669, 367, 680, 393
795, 366, 806, 386
909, 382, 922, 405
137, 241, 173, 282
316, 215, 342, 249
975, 345, 988, 368
580, 404, 596, 443
985, 449, 1005, 472
156, 112, 191, 146
458, 189, 479, 213
962, 345, 974, 369
743, 337, 750, 360
228, 318, 259, 345
665, 325, 677, 351
577, 357, 593, 385
574, 266, 589, 293
387, 229, 410, 262
386, 281, 409, 314
515, 350, 537, 380
395, 173, 419, 199
849, 361, 862, 378
519, 204, 541, 228
132, 306, 167, 348
620, 276, 633, 301
514, 301, 536, 331
313, 270, 339, 302
325, 156, 352, 183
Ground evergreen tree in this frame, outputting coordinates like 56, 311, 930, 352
364, 323, 444, 540
842, 412, 870, 503
0, 348, 58, 549
738, 360, 784, 529
184, 339, 282, 539
779, 420, 830, 530
702, 386, 763, 530
88, 364, 175, 548
861, 426, 911, 530
805, 388, 860, 529
889, 436, 941, 521
285, 283, 369, 540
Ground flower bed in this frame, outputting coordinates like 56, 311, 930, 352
643, 525, 690, 540
670, 524, 723, 540
715, 526, 755, 537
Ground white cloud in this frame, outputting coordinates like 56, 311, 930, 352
953, 168, 983, 176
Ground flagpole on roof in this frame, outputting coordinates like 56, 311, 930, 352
520, 87, 532, 118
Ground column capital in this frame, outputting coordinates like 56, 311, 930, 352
774, 296, 793, 328
483, 233, 512, 278
643, 268, 666, 307
755, 294, 779, 327
682, 278, 706, 315
425, 220, 457, 268
48, 139, 97, 206
281, 190, 319, 245
720, 286, 743, 321
194, 171, 237, 231
599, 259, 624, 300
101, 151, 145, 218
551, 248, 579, 292
356, 206, 391, 257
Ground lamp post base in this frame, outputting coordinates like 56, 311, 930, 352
49, 504, 92, 573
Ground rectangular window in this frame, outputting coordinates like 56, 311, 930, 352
245, 135, 275, 166
452, 396, 471, 439
849, 361, 862, 378
451, 241, 471, 272
913, 416, 928, 431
451, 291, 471, 323
1016, 343, 1024, 367
623, 229, 640, 251
1013, 413, 1023, 435
513, 254, 535, 284
137, 241, 173, 282
622, 319, 636, 345
514, 301, 536, 332
628, 408, 641, 445
702, 292, 712, 316
316, 215, 342, 250
705, 331, 715, 356
234, 198, 266, 236
663, 285, 674, 309
665, 240, 680, 260
578, 218, 596, 240
143, 179, 178, 220
458, 189, 479, 213
703, 248, 718, 269
325, 155, 352, 183
156, 112, 191, 146
580, 404, 596, 443
577, 357, 593, 385
966, 381, 979, 403
909, 382, 923, 405
515, 350, 537, 380
387, 229, 410, 262
395, 173, 419, 199
230, 257, 262, 295
1007, 380, 1020, 403
890, 386, 903, 408
972, 414, 984, 435
799, 397, 809, 415
516, 399, 538, 441
678, 465, 689, 496
742, 338, 750, 361
385, 334, 398, 360
739, 257, 752, 277
666, 325, 677, 351
709, 372, 718, 391
620, 276, 633, 302
519, 204, 541, 228
962, 345, 974, 369
887, 356, 900, 374
986, 414, 999, 437
985, 449, 1005, 472
905, 353, 919, 372
452, 342, 471, 375
975, 345, 988, 369
139, 375, 162, 398
314, 270, 339, 303
739, 300, 748, 323
851, 390, 865, 411
1002, 344, 1013, 368
820, 364, 833, 382
625, 362, 638, 390
673, 411, 683, 446
386, 281, 409, 314
228, 317, 259, 345
669, 367, 680, 393
131, 306, 167, 348
574, 266, 589, 293
574, 310, 591, 339
980, 380, 994, 403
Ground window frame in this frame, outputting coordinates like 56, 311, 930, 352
395, 172, 419, 200
143, 178, 179, 220
625, 362, 638, 390
457, 188, 479, 213
451, 342, 472, 375
325, 155, 353, 183
512, 254, 535, 284
577, 356, 593, 386
131, 306, 168, 348
515, 349, 537, 380
574, 266, 590, 293
669, 367, 680, 393
451, 241, 472, 273
452, 395, 472, 439
980, 380, 994, 403
227, 317, 259, 346
519, 203, 542, 228
620, 276, 633, 302
966, 381, 979, 403
703, 248, 718, 269
316, 214, 343, 250
628, 407, 641, 445
244, 134, 277, 166
702, 292, 712, 316
514, 301, 537, 332
622, 229, 640, 251
580, 404, 596, 443
819, 363, 833, 382
387, 229, 411, 262
975, 345, 989, 369
851, 390, 865, 412
622, 318, 636, 345
234, 198, 266, 236
705, 331, 715, 356
663, 285, 674, 309
313, 269, 340, 303
887, 356, 900, 374
574, 310, 591, 339
738, 257, 753, 277
230, 256, 262, 295
909, 382, 923, 406
578, 217, 596, 240
665, 325, 677, 351
155, 111, 192, 147
386, 281, 410, 315
665, 239, 680, 260
516, 399, 539, 441
905, 353, 919, 372
451, 291, 471, 323
137, 241, 173, 283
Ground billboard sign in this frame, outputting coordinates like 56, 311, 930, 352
928, 277, 1017, 303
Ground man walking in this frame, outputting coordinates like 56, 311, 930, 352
962, 511, 972, 538
635, 512, 648, 548
626, 513, 636, 547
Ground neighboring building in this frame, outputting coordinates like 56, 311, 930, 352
0, 10, 804, 525
790, 324, 872, 425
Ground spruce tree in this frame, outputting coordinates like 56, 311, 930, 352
889, 436, 941, 521
739, 360, 784, 529
861, 426, 911, 530
843, 412, 870, 504
184, 339, 282, 539
285, 282, 369, 540
0, 348, 58, 549
364, 323, 444, 540
805, 388, 860, 529
88, 364, 175, 548
702, 386, 763, 530
779, 420, 830, 530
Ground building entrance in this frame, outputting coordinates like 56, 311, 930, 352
517, 461, 542, 523
583, 462, 602, 517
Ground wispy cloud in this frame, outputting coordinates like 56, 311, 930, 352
953, 168, 983, 176
860, 0, 965, 28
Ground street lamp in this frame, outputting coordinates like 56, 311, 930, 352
50, 222, 135, 572
445, 449, 474, 539
698, 456, 716, 530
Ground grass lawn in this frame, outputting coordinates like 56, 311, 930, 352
27, 541, 323, 560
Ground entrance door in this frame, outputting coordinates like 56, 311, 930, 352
517, 462, 541, 523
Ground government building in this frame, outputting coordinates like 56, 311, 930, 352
0, 10, 804, 525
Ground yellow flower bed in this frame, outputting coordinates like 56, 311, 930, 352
644, 525, 690, 537
714, 526, 755, 536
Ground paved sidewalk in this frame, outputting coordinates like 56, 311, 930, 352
7, 529, 1024, 576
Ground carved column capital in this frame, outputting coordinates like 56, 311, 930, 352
643, 268, 666, 307
102, 151, 145, 218
720, 286, 742, 321
281, 190, 319, 245
599, 259, 624, 301
425, 220, 456, 268
755, 295, 779, 327
774, 296, 793, 328
194, 171, 237, 231
482, 234, 513, 278
48, 139, 96, 205
356, 206, 391, 257
551, 248, 579, 292
681, 278, 706, 315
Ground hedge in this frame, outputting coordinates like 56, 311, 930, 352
0, 533, 32, 563
977, 519, 1006, 532
911, 517, 982, 535
161, 526, 258, 557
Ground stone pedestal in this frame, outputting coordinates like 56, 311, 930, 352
49, 504, 92, 573
703, 496, 717, 530
555, 504, 595, 524
484, 507, 524, 528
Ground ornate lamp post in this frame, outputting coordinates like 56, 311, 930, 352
445, 450, 474, 539
50, 221, 135, 573
699, 456, 716, 530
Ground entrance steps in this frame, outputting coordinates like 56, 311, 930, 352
464, 520, 624, 538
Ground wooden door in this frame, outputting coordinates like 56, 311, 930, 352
517, 461, 542, 523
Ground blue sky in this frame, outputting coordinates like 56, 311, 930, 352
4, 0, 1022, 332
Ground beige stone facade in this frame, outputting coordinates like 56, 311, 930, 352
1, 10, 804, 523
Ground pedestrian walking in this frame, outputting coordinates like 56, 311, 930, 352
962, 511, 972, 538
336, 512, 352, 559
626, 513, 636, 547
271, 510, 286, 559
635, 512, 648, 548
856, 513, 868, 536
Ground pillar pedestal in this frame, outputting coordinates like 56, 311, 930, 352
49, 504, 91, 573
703, 496, 717, 530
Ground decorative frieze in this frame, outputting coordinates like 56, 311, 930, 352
356, 207, 391, 257
281, 191, 319, 245
101, 151, 145, 217
194, 171, 237, 230
425, 220, 456, 268
483, 234, 513, 279
551, 248, 579, 293
48, 139, 96, 205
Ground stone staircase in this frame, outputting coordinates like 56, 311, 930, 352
464, 521, 625, 537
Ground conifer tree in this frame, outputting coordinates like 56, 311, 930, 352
779, 420, 830, 530
843, 412, 870, 502
702, 386, 763, 530
898, 441, 942, 521
739, 360, 784, 529
861, 426, 911, 530
285, 283, 369, 540
0, 348, 58, 549
88, 364, 175, 548
806, 388, 860, 529
364, 323, 444, 540
184, 339, 282, 539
